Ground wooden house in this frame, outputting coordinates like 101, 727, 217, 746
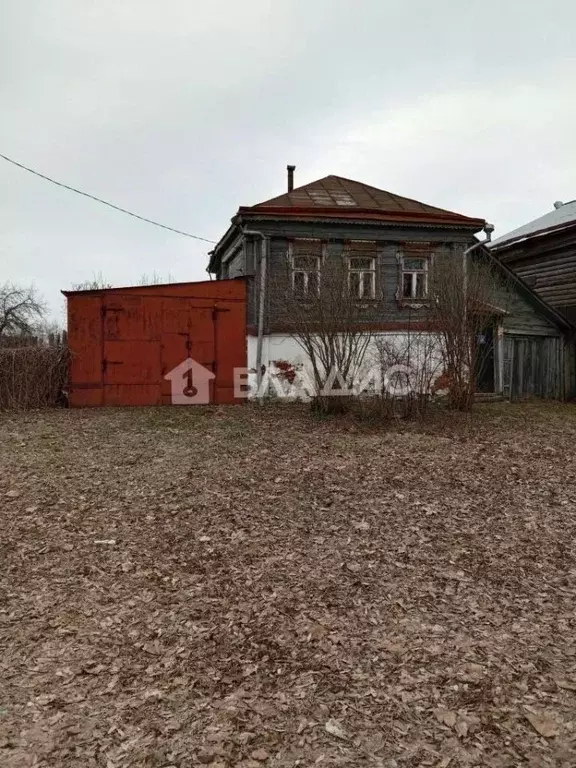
209, 169, 573, 399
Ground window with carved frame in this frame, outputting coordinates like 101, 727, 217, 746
289, 240, 323, 298
346, 242, 377, 299
399, 247, 431, 300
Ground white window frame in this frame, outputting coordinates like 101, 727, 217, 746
289, 240, 322, 298
347, 254, 376, 299
400, 254, 429, 299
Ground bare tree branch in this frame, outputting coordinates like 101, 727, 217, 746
428, 246, 513, 410
269, 242, 378, 411
71, 272, 113, 291
0, 283, 46, 338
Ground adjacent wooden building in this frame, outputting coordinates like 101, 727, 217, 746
490, 200, 576, 323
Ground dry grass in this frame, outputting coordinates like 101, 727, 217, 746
1, 402, 576, 767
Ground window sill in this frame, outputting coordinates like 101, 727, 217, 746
397, 299, 431, 310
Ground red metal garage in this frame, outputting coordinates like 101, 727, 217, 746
63, 279, 246, 407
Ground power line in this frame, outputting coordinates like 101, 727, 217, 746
0, 152, 217, 244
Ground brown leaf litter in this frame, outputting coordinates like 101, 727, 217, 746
0, 402, 576, 766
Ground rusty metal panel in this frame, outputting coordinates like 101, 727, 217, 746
214, 301, 247, 391
103, 295, 161, 341
67, 296, 103, 407
65, 279, 246, 407
104, 341, 161, 384
162, 297, 192, 335
189, 307, 216, 367
215, 386, 241, 404
160, 331, 189, 402
160, 302, 216, 404
105, 384, 162, 406
68, 387, 103, 407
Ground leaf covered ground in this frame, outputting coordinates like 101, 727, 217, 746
1, 402, 576, 767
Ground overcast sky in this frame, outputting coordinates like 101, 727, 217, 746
2, 1, 575, 321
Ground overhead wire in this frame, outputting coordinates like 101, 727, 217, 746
0, 152, 217, 244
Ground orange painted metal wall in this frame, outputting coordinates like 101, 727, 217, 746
64, 279, 247, 407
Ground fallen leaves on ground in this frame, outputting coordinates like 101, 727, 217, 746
1, 401, 576, 766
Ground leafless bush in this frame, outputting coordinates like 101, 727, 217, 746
0, 328, 67, 349
72, 271, 176, 291
268, 240, 512, 417
71, 272, 113, 291
270, 242, 377, 413
0, 344, 69, 409
368, 329, 444, 420
428, 247, 513, 410
138, 271, 175, 286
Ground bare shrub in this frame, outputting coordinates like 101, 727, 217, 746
71, 272, 113, 291
428, 247, 513, 411
270, 242, 377, 413
138, 271, 175, 286
268, 240, 512, 418
369, 329, 444, 420
0, 344, 68, 409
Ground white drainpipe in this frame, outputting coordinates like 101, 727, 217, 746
462, 224, 496, 390
462, 223, 495, 333
242, 228, 268, 397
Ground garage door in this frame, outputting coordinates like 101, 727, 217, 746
66, 280, 246, 407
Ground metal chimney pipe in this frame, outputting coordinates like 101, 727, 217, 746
287, 165, 295, 192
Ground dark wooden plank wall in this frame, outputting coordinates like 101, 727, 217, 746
264, 237, 457, 329
222, 247, 245, 279
216, 221, 566, 356
497, 226, 576, 323
503, 335, 564, 400
495, 280, 559, 336
228, 222, 560, 336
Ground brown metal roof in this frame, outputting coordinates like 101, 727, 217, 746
239, 175, 484, 227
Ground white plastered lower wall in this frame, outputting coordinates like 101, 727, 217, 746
246, 332, 447, 399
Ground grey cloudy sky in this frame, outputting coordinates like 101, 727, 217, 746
1, 0, 575, 320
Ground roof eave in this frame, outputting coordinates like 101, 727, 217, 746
239, 207, 485, 231
209, 216, 243, 272
62, 278, 227, 298
490, 219, 576, 252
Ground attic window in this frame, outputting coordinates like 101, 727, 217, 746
309, 191, 334, 205
332, 192, 357, 206
308, 190, 357, 206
